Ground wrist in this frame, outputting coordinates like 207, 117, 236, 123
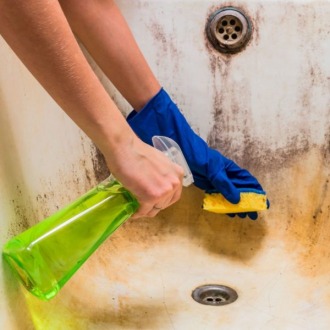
76, 97, 135, 162
97, 119, 135, 160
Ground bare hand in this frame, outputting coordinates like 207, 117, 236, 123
104, 136, 184, 218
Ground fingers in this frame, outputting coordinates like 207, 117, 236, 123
107, 137, 184, 220
131, 163, 184, 219
131, 180, 183, 219
226, 212, 259, 220
211, 172, 241, 204
131, 201, 165, 219
248, 212, 258, 220
131, 204, 159, 219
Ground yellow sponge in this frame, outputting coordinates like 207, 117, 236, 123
203, 191, 268, 214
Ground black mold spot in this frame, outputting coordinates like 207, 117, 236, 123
205, 3, 329, 175
79, 158, 93, 188
149, 21, 168, 53
90, 144, 110, 183
148, 20, 180, 76
7, 186, 35, 238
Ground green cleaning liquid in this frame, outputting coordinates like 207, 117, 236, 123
2, 178, 139, 301
2, 136, 193, 302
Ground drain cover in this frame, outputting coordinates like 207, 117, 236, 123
192, 284, 238, 306
206, 7, 252, 54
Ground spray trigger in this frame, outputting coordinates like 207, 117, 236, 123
152, 136, 194, 187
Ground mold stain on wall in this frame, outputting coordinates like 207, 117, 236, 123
8, 186, 35, 236
205, 3, 330, 278
5, 135, 109, 242
90, 143, 110, 183
147, 19, 182, 96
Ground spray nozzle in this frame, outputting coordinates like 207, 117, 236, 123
152, 136, 194, 187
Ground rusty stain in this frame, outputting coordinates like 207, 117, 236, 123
275, 149, 330, 277
83, 185, 267, 282
23, 185, 268, 326
59, 280, 176, 329
204, 2, 330, 279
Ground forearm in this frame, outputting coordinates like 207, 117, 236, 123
0, 0, 184, 217
59, 0, 161, 110
0, 0, 133, 155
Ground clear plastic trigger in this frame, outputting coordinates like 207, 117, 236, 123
152, 136, 194, 187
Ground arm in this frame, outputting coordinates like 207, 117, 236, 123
0, 0, 183, 218
58, 0, 160, 110
56, 0, 267, 219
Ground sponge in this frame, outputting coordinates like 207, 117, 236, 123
203, 190, 268, 214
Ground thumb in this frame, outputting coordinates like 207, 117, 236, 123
211, 172, 240, 204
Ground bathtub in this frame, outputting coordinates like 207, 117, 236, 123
0, 0, 329, 329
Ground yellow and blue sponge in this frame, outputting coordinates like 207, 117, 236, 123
203, 189, 268, 214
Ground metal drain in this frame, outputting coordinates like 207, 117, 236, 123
192, 285, 238, 306
206, 7, 252, 54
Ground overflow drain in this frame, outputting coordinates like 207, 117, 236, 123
206, 7, 252, 54
192, 285, 238, 306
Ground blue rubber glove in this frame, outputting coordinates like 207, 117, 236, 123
127, 88, 266, 220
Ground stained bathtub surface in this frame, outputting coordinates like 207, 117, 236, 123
0, 0, 329, 329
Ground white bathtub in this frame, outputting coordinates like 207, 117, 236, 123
1, 0, 329, 329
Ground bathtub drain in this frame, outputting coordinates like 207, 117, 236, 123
192, 284, 238, 306
206, 7, 252, 54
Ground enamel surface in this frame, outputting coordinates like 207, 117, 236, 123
1, 1, 329, 329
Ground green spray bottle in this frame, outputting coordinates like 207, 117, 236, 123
2, 136, 193, 301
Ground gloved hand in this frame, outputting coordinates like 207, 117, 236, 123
127, 88, 267, 220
